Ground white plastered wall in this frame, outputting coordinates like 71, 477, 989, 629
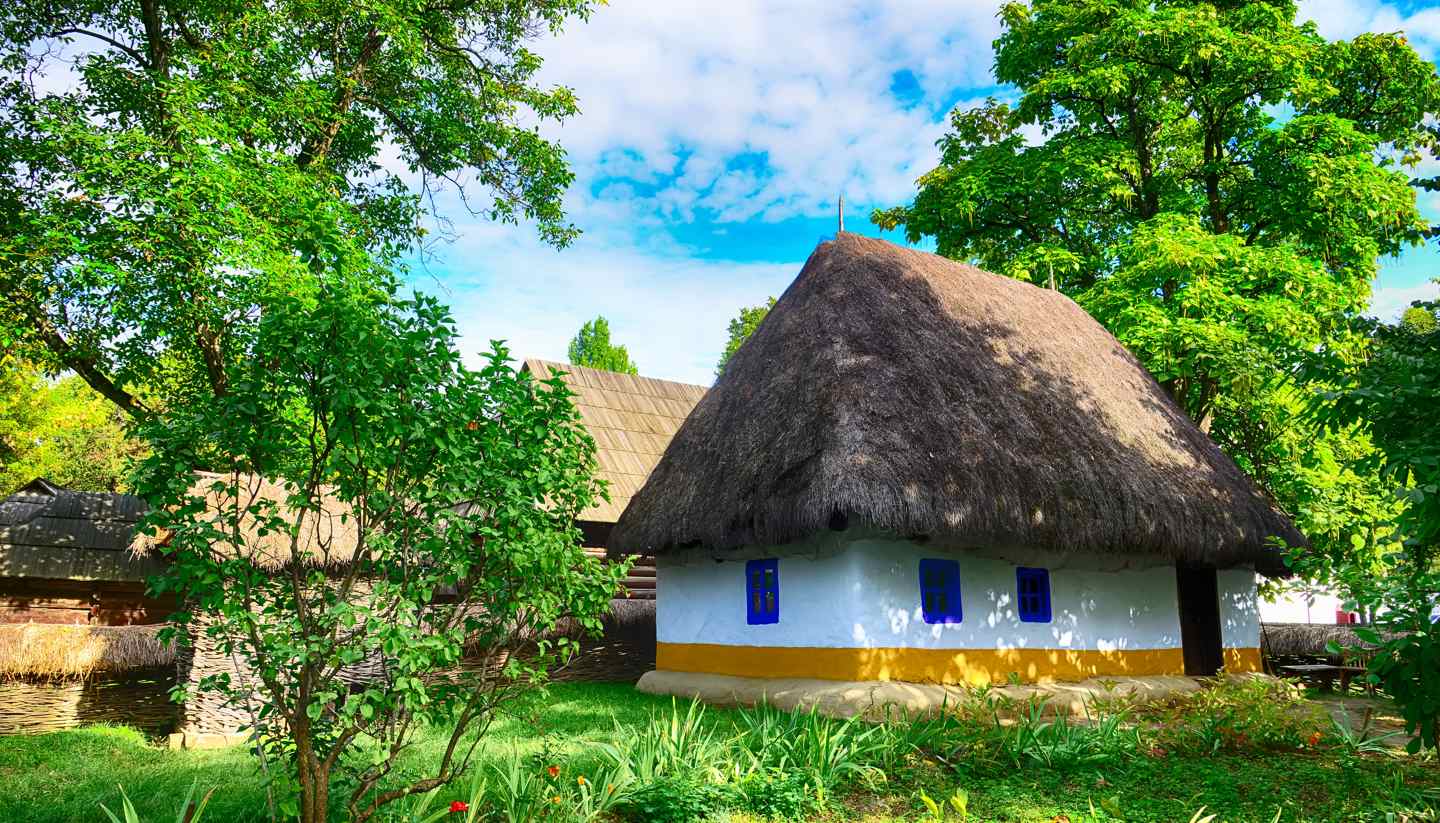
657, 535, 1258, 653
1217, 569, 1260, 650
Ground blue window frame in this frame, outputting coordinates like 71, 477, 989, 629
1016, 567, 1052, 623
746, 558, 779, 624
918, 558, 963, 624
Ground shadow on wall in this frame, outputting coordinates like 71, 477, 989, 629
865, 563, 1184, 655
656, 642, 1186, 685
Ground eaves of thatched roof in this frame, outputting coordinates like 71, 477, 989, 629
611, 233, 1301, 575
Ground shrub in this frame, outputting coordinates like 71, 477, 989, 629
734, 703, 887, 787
134, 283, 627, 823
737, 769, 825, 820
596, 698, 731, 785
615, 775, 738, 823
1152, 677, 1323, 755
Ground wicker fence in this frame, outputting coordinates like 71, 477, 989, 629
0, 669, 179, 736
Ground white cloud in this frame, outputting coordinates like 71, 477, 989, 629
1369, 279, 1440, 322
530, 0, 1005, 226
415, 220, 800, 386
1297, 0, 1440, 54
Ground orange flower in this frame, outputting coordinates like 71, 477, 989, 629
577, 776, 587, 786
546, 765, 560, 778
551, 795, 563, 805
1308, 731, 1323, 747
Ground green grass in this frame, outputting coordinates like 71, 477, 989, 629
0, 682, 1435, 823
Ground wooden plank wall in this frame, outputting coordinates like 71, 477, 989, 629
0, 579, 177, 625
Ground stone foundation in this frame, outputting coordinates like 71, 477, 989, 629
636, 670, 1272, 719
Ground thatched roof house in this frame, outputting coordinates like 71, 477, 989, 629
614, 234, 1302, 689
130, 472, 362, 571
613, 233, 1298, 573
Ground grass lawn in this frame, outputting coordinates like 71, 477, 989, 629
0, 682, 1435, 823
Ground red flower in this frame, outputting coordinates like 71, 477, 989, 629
546, 765, 560, 778
1308, 731, 1323, 747
449, 800, 469, 814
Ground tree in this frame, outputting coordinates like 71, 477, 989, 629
567, 316, 638, 374
874, 0, 1438, 565
133, 273, 626, 823
716, 298, 775, 377
0, 0, 594, 416
0, 358, 143, 493
1312, 294, 1440, 751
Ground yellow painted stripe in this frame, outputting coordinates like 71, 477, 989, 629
657, 643, 1264, 685
1223, 647, 1264, 674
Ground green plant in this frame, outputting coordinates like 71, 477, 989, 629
570, 764, 635, 823
734, 703, 886, 787
488, 754, 546, 823
997, 699, 1141, 772
615, 775, 737, 823
874, 705, 962, 771
918, 788, 969, 822
597, 698, 731, 785
1154, 677, 1322, 755
1330, 704, 1405, 756
133, 284, 628, 823
100, 780, 214, 823
737, 769, 823, 820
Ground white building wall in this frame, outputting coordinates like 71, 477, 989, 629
657, 536, 1254, 653
1258, 584, 1351, 625
1217, 569, 1260, 650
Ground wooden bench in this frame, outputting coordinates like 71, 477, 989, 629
1279, 663, 1370, 693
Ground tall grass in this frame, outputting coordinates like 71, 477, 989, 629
733, 703, 887, 787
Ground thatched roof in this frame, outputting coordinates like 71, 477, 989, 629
0, 623, 174, 678
1261, 622, 1385, 659
612, 233, 1301, 574
131, 472, 360, 570
523, 360, 707, 524
0, 479, 163, 582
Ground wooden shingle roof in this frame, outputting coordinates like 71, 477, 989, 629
523, 360, 707, 524
0, 479, 163, 581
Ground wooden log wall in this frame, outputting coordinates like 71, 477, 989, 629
0, 578, 177, 625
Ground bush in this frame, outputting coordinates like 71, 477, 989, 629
614, 775, 737, 823
734, 703, 887, 787
737, 769, 825, 820
1151, 677, 1324, 755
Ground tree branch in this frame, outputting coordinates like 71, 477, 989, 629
50, 28, 148, 66
31, 312, 148, 419
297, 28, 385, 169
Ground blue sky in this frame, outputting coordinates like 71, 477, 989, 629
408, 0, 1440, 386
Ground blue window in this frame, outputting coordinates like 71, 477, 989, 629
746, 558, 779, 624
1016, 567, 1052, 623
919, 558, 962, 624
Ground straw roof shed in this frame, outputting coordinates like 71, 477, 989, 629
612, 233, 1300, 574
130, 473, 361, 571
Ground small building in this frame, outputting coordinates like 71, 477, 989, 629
612, 234, 1302, 688
522, 359, 709, 600
0, 478, 170, 625
0, 479, 177, 735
